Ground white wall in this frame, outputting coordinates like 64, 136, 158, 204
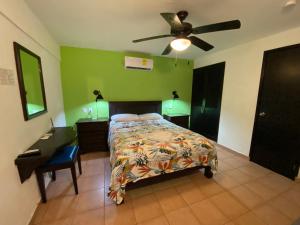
194, 26, 300, 156
0, 1, 65, 225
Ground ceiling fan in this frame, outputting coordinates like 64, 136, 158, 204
132, 11, 241, 55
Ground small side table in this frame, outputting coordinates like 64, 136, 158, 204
76, 118, 109, 153
163, 114, 190, 129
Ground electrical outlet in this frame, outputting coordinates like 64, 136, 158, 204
82, 108, 88, 113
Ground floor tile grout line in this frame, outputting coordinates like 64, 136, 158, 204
229, 183, 265, 209
45, 185, 106, 202
233, 179, 297, 222
131, 193, 163, 224
207, 190, 250, 221
187, 197, 230, 225
37, 159, 107, 223
231, 209, 266, 225
31, 150, 300, 225
250, 186, 299, 221
248, 206, 290, 225
37, 206, 106, 225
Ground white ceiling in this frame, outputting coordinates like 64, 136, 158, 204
25, 0, 300, 59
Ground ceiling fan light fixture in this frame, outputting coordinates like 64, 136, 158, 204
170, 38, 191, 51
284, 0, 296, 7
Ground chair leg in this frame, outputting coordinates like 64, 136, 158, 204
52, 171, 56, 181
35, 170, 47, 203
71, 165, 78, 194
77, 153, 82, 175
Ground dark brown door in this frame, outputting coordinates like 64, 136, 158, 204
190, 62, 225, 141
250, 44, 300, 179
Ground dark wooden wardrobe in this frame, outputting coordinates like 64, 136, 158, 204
190, 62, 225, 141
250, 44, 300, 179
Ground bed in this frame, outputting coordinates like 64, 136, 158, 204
107, 101, 218, 204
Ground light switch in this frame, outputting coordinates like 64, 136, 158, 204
0, 68, 15, 85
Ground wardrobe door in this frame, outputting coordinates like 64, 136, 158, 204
190, 62, 225, 141
250, 44, 300, 179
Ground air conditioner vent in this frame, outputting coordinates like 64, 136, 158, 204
124, 56, 153, 71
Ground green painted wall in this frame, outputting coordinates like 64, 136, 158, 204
61, 46, 194, 126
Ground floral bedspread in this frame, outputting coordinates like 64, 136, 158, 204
108, 119, 217, 204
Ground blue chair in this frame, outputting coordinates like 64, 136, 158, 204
35, 145, 82, 203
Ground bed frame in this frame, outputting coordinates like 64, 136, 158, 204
108, 101, 213, 190
109, 101, 162, 118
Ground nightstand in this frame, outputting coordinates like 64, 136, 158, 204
76, 118, 109, 153
163, 114, 190, 129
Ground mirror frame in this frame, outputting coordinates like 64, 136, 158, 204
13, 42, 47, 121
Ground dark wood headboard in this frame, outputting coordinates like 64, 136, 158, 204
109, 101, 162, 118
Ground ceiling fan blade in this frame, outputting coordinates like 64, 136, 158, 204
160, 13, 182, 28
132, 34, 173, 43
189, 36, 214, 51
162, 44, 172, 55
192, 20, 241, 34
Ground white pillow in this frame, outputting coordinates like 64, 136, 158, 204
111, 114, 139, 122
139, 113, 163, 121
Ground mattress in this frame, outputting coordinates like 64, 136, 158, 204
108, 118, 217, 204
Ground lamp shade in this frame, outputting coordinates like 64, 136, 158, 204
93, 90, 103, 102
172, 91, 179, 99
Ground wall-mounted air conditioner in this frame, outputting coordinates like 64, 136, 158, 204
124, 56, 153, 71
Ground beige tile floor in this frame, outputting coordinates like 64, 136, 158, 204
30, 146, 300, 225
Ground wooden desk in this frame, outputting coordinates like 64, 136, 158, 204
15, 127, 76, 183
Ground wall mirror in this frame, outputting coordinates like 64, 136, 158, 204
13, 42, 47, 120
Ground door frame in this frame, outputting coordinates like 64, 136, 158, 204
250, 43, 300, 162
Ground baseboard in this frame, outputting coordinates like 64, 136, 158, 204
213, 141, 249, 159
27, 173, 52, 225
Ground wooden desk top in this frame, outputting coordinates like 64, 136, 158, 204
15, 127, 76, 183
